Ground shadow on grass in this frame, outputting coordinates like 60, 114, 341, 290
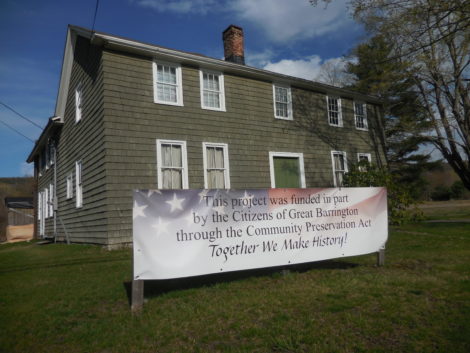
123, 260, 359, 305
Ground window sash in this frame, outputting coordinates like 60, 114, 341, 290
273, 85, 292, 119
154, 61, 183, 105
327, 97, 342, 126
66, 173, 73, 199
203, 143, 230, 189
354, 102, 368, 130
75, 85, 82, 123
76, 161, 82, 208
200, 70, 225, 110
331, 151, 348, 187
157, 140, 188, 189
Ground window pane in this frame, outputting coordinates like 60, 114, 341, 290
273, 157, 300, 188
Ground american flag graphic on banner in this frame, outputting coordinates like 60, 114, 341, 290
133, 188, 388, 280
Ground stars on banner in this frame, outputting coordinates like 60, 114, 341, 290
166, 193, 185, 212
133, 200, 147, 220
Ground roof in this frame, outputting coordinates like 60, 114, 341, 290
5, 197, 34, 209
57, 25, 383, 119
27, 25, 384, 164
26, 116, 63, 163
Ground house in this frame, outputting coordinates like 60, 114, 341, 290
27, 25, 386, 248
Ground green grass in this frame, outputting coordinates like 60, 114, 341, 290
418, 200, 470, 221
1, 218, 469, 352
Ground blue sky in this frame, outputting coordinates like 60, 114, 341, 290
0, 0, 364, 177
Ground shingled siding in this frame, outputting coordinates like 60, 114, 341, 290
100, 49, 385, 246
52, 37, 107, 244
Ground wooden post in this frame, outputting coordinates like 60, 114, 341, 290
131, 279, 144, 313
377, 248, 385, 267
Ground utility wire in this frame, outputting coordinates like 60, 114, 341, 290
0, 101, 43, 129
0, 117, 35, 143
91, 0, 100, 32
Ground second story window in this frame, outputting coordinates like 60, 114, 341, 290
354, 102, 368, 130
273, 84, 293, 120
327, 96, 342, 127
200, 70, 225, 111
75, 84, 82, 123
153, 61, 183, 106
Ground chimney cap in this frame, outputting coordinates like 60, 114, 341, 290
222, 24, 243, 36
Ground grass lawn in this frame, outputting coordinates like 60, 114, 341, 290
1, 205, 469, 352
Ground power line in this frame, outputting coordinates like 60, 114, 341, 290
91, 0, 100, 32
0, 101, 43, 129
0, 117, 35, 143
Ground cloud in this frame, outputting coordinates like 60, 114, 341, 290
132, 0, 219, 14
260, 55, 356, 86
132, 0, 357, 43
231, 0, 356, 43
262, 55, 323, 80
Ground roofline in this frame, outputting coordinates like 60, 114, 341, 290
66, 25, 383, 105
26, 117, 63, 163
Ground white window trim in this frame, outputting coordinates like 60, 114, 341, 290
357, 153, 372, 163
273, 84, 293, 120
66, 173, 73, 199
203, 142, 231, 189
75, 84, 82, 123
354, 101, 368, 131
49, 183, 54, 217
357, 153, 372, 172
199, 69, 226, 111
153, 60, 184, 106
331, 151, 348, 187
156, 139, 189, 189
75, 160, 83, 208
327, 96, 343, 127
44, 187, 49, 219
38, 191, 44, 236
268, 152, 306, 188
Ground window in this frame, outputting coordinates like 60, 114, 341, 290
38, 191, 44, 236
200, 70, 225, 111
273, 84, 293, 120
75, 84, 82, 123
203, 143, 230, 189
269, 152, 306, 188
75, 161, 83, 208
49, 183, 54, 216
44, 187, 49, 219
354, 102, 368, 130
153, 61, 183, 106
327, 96, 342, 127
357, 153, 372, 172
156, 140, 188, 189
66, 173, 73, 199
331, 151, 348, 187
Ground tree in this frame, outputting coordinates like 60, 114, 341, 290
312, 0, 470, 190
346, 35, 440, 198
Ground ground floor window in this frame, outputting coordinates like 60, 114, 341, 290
357, 153, 372, 172
76, 161, 83, 208
156, 139, 188, 189
203, 142, 230, 189
331, 151, 348, 187
269, 152, 306, 188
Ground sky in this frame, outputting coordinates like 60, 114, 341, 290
0, 0, 366, 177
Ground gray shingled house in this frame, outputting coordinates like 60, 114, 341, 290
27, 25, 386, 248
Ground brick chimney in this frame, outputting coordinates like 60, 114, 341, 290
223, 25, 245, 65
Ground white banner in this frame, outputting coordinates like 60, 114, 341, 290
133, 187, 388, 280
